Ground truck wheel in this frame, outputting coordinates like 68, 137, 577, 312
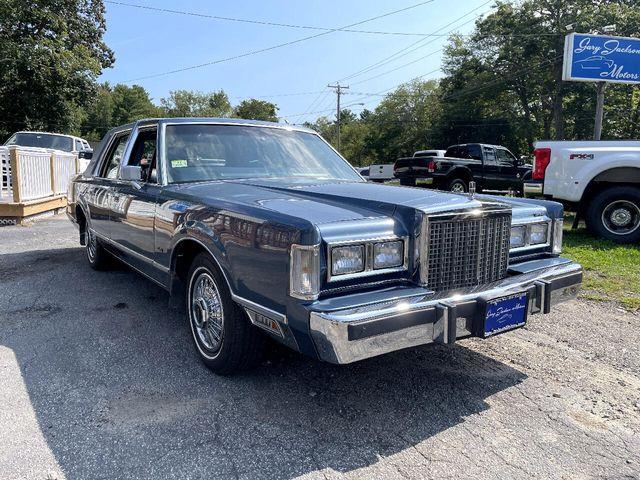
86, 227, 110, 270
586, 186, 640, 243
446, 178, 467, 193
186, 253, 264, 375
400, 178, 416, 187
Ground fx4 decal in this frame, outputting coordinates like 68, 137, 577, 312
569, 153, 594, 160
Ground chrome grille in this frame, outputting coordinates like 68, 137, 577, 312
425, 212, 511, 291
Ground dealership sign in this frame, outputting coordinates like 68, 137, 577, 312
563, 33, 640, 84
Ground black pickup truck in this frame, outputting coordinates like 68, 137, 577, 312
394, 143, 531, 194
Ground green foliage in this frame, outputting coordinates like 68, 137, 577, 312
233, 99, 279, 122
0, 0, 114, 140
308, 0, 640, 163
563, 223, 640, 311
80, 83, 162, 141
160, 90, 232, 118
306, 80, 442, 164
438, 0, 640, 151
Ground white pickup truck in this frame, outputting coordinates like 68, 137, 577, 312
524, 140, 640, 243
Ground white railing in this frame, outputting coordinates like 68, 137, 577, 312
0, 146, 79, 203
52, 151, 78, 195
0, 147, 10, 201
15, 147, 53, 201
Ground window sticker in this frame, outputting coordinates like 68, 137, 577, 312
171, 159, 188, 168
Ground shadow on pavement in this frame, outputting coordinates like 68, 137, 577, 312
0, 246, 527, 479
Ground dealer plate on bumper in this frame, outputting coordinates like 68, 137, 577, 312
483, 291, 528, 337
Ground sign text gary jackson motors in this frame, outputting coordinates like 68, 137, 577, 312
563, 33, 640, 85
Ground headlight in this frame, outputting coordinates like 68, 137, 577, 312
331, 245, 365, 276
373, 241, 404, 269
529, 223, 549, 245
510, 225, 526, 248
290, 244, 320, 300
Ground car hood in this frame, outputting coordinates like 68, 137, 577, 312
164, 179, 551, 226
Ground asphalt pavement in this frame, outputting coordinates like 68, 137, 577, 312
0, 215, 639, 479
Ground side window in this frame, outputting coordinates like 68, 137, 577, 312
483, 147, 497, 165
496, 149, 514, 166
127, 129, 158, 183
75, 139, 83, 151
101, 134, 130, 179
127, 129, 157, 167
468, 145, 482, 160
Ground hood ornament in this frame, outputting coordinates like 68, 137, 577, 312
468, 181, 476, 200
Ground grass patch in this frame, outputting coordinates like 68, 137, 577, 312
562, 221, 640, 311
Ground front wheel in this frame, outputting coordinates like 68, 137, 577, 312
186, 253, 264, 375
586, 186, 640, 243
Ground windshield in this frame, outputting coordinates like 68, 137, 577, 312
6, 133, 73, 152
164, 124, 362, 183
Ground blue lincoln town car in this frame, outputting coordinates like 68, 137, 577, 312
67, 118, 583, 374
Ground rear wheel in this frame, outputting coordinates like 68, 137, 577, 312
446, 178, 468, 193
85, 227, 110, 270
586, 186, 640, 243
186, 253, 264, 375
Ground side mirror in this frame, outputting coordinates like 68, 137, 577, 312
121, 165, 142, 182
79, 150, 93, 160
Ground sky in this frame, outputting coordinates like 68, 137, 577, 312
99, 0, 493, 124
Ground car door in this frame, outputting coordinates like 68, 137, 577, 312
109, 125, 166, 284
481, 146, 501, 190
85, 130, 131, 239
496, 148, 521, 191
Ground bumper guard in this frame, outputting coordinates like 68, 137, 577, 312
309, 258, 582, 364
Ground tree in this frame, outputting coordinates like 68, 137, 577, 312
439, 0, 640, 148
365, 79, 443, 161
0, 0, 114, 140
160, 90, 232, 117
234, 99, 279, 122
81, 83, 162, 141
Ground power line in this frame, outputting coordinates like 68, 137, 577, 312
349, 48, 442, 86
105, 1, 564, 38
120, 1, 436, 83
297, 1, 483, 121
293, 53, 565, 122
105, 0, 446, 37
337, 0, 493, 83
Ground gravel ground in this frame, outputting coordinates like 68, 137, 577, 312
0, 215, 639, 480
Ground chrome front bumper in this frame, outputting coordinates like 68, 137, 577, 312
309, 257, 582, 364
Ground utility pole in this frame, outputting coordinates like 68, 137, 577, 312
327, 83, 349, 151
593, 81, 606, 141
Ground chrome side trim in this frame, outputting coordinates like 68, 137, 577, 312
94, 230, 170, 274
91, 229, 168, 289
245, 309, 284, 337
233, 295, 287, 324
